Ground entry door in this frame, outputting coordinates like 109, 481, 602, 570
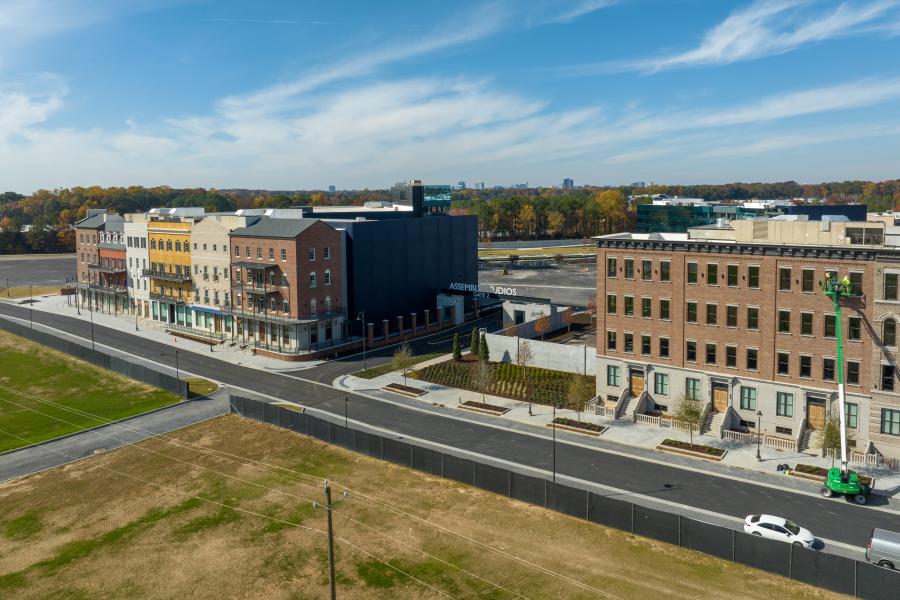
630, 371, 644, 396
713, 385, 729, 412
807, 399, 826, 430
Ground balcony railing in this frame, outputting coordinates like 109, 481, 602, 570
149, 290, 190, 303
231, 283, 281, 295
88, 262, 126, 273
228, 306, 345, 325
143, 269, 192, 282
88, 283, 128, 294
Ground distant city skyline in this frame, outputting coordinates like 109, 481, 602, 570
2, 1, 900, 193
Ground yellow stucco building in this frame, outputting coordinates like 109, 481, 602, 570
147, 219, 193, 325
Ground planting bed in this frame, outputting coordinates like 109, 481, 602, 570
657, 439, 727, 461
549, 417, 606, 437
416, 358, 594, 406
461, 400, 509, 414
793, 464, 874, 487
383, 383, 426, 397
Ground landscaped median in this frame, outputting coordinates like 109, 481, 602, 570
351, 351, 445, 379
656, 438, 727, 461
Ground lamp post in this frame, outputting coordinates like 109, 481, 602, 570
357, 311, 367, 370
756, 410, 763, 461
552, 402, 557, 483
28, 284, 33, 329
344, 396, 349, 428
89, 309, 95, 350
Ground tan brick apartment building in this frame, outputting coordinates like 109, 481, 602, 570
596, 218, 900, 460
229, 217, 347, 354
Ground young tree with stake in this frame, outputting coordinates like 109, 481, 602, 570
392, 343, 415, 388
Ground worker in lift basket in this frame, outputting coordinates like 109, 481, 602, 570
840, 275, 853, 295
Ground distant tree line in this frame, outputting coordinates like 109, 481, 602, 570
2, 179, 899, 253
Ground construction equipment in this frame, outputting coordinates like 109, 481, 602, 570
820, 274, 871, 505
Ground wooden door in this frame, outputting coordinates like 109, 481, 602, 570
807, 401, 826, 430
630, 372, 644, 396
713, 386, 729, 412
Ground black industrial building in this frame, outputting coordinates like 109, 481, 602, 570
324, 214, 478, 327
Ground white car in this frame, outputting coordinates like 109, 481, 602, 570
744, 514, 816, 548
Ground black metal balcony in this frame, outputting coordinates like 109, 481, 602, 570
143, 269, 192, 282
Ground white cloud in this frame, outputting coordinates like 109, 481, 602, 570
546, 0, 619, 24
567, 0, 900, 74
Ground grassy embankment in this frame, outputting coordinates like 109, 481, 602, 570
0, 415, 843, 600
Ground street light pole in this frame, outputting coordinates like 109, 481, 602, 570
552, 402, 557, 483
344, 396, 348, 428
756, 410, 762, 461
28, 284, 33, 329
89, 309, 95, 350
357, 311, 366, 370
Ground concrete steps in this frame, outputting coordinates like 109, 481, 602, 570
700, 410, 726, 438
799, 428, 823, 453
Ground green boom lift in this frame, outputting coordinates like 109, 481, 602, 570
820, 275, 871, 505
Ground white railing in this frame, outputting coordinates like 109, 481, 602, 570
795, 420, 808, 452
635, 413, 661, 426
823, 449, 900, 472
614, 388, 630, 419
764, 436, 796, 452
723, 429, 756, 444
698, 400, 712, 434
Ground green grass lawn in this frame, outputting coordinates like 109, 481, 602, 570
352, 351, 445, 379
0, 331, 183, 453
478, 244, 594, 258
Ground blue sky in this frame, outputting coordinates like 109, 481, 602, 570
2, 0, 900, 193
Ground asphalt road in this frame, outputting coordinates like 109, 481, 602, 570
0, 301, 895, 551
479, 264, 596, 306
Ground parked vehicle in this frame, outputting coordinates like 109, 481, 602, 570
743, 514, 816, 548
866, 528, 900, 570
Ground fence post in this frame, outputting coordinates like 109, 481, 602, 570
677, 514, 682, 547
630, 503, 635, 533
409, 444, 413, 468
731, 530, 735, 562
853, 560, 857, 597
440, 453, 445, 477
507, 470, 512, 498
379, 436, 384, 460
788, 543, 793, 579
328, 422, 333, 442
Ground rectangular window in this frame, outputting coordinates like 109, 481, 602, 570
747, 307, 759, 330
881, 408, 900, 436
705, 343, 716, 365
778, 310, 790, 333
799, 355, 811, 378
847, 361, 860, 385
748, 266, 760, 288
777, 352, 789, 375
607, 365, 620, 387
776, 426, 792, 436
281, 248, 287, 261
776, 392, 794, 417
623, 333, 633, 353
686, 301, 697, 323
850, 272, 863, 296
707, 263, 718, 285
848, 316, 861, 341
727, 264, 738, 287
256, 247, 262, 259
607, 257, 617, 277
881, 364, 895, 392
308, 247, 316, 261
726, 305, 738, 327
607, 294, 617, 314
641, 335, 651, 355
235, 246, 240, 257
309, 272, 317, 288
706, 303, 717, 326
726, 346, 737, 368
740, 386, 757, 411
660, 261, 670, 282
779, 267, 791, 291
687, 262, 698, 284
624, 258, 634, 279
659, 299, 670, 320
824, 314, 836, 338
659, 337, 669, 358
802, 269, 815, 292
885, 273, 898, 301
606, 330, 616, 351
642, 259, 652, 281
845, 403, 858, 429
623, 296, 634, 316
641, 297, 652, 318
323, 247, 330, 260
685, 341, 697, 362
654, 373, 669, 395
823, 358, 836, 381
685, 378, 701, 401
746, 348, 758, 371
800, 312, 813, 336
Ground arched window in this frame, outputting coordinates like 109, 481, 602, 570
884, 318, 897, 347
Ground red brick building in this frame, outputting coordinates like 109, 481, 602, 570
229, 217, 346, 354
74, 209, 125, 312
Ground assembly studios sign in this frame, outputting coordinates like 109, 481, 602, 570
447, 282, 518, 299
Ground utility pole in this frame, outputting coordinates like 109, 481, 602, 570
552, 402, 557, 483
89, 309, 95, 350
313, 480, 348, 600
29, 284, 33, 329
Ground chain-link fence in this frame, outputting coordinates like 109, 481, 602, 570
231, 395, 900, 599
0, 317, 187, 397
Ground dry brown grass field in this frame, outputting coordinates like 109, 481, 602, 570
0, 416, 846, 599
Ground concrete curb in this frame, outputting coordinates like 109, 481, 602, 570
0, 389, 222, 458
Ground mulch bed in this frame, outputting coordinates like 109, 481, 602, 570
657, 438, 727, 461
550, 417, 606, 435
793, 464, 874, 487
383, 382, 427, 397
461, 400, 510, 414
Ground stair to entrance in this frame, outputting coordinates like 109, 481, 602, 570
616, 395, 633, 419
799, 428, 823, 453
700, 410, 726, 437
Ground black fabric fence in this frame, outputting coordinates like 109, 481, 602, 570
230, 395, 899, 599
0, 317, 187, 397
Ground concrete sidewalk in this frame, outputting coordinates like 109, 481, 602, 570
14, 293, 326, 371
337, 366, 900, 498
